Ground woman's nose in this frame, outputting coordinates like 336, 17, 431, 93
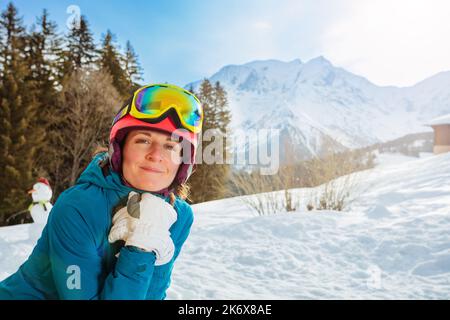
145, 142, 164, 161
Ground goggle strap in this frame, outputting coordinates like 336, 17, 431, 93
112, 96, 133, 126
123, 96, 133, 114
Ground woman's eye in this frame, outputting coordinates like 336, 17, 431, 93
136, 139, 150, 144
165, 144, 175, 150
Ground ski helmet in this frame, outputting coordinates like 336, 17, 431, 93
109, 84, 203, 189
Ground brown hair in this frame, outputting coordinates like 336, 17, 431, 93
92, 145, 191, 205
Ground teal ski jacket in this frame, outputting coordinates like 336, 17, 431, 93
0, 152, 194, 299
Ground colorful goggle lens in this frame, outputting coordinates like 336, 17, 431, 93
132, 84, 203, 132
112, 84, 203, 133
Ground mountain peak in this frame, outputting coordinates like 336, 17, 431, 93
184, 54, 449, 157
242, 58, 299, 69
290, 58, 302, 64
307, 55, 332, 66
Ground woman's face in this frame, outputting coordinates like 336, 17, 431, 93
122, 129, 182, 192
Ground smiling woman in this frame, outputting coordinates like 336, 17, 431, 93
0, 84, 204, 300
122, 130, 183, 193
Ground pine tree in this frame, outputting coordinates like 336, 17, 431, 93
26, 9, 62, 179
123, 40, 143, 92
59, 14, 96, 80
188, 80, 232, 203
0, 3, 40, 224
214, 81, 231, 134
213, 80, 232, 189
27, 9, 62, 87
97, 30, 129, 97
198, 79, 218, 128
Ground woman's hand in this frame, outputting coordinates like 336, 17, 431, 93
108, 191, 178, 265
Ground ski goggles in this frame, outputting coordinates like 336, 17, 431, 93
112, 84, 203, 133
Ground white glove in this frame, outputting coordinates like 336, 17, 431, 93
108, 205, 133, 244
108, 191, 178, 266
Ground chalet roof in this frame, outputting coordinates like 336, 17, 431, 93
426, 113, 450, 126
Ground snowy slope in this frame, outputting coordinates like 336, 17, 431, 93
1, 152, 449, 299
186, 57, 450, 160
167, 152, 450, 299
0, 224, 40, 281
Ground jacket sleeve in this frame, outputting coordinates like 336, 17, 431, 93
146, 203, 194, 300
47, 201, 157, 300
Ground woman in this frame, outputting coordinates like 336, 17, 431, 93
0, 84, 203, 299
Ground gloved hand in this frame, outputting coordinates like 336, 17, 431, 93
108, 191, 178, 266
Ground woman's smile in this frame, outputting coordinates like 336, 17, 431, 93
140, 166, 165, 174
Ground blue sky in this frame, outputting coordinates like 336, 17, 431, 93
3, 0, 450, 87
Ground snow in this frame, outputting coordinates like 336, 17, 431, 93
1, 152, 450, 299
186, 57, 444, 156
426, 113, 450, 126
0, 224, 39, 281
167, 152, 450, 299
373, 152, 420, 168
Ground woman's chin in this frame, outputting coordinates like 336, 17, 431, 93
133, 180, 164, 192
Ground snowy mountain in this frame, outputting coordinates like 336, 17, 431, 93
186, 57, 450, 161
2, 152, 449, 299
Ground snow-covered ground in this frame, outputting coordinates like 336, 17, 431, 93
168, 152, 450, 299
1, 152, 449, 299
0, 224, 40, 282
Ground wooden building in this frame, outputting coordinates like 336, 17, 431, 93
426, 114, 450, 154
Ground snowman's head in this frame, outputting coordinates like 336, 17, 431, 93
28, 178, 52, 202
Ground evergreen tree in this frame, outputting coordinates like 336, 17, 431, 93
27, 9, 62, 86
98, 30, 129, 97
214, 81, 231, 134
123, 40, 143, 92
26, 9, 63, 179
0, 3, 40, 224
59, 15, 96, 79
188, 80, 232, 203
198, 79, 217, 128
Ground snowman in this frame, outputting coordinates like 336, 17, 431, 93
27, 177, 53, 239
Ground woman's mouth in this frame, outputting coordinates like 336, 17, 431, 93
140, 166, 164, 173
